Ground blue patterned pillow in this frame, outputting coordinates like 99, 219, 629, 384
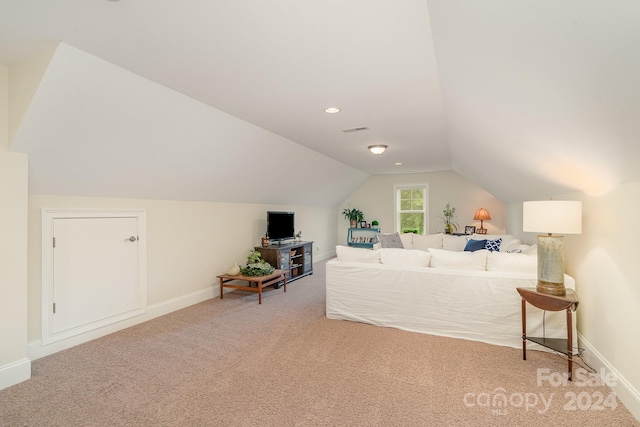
484, 238, 502, 252
464, 239, 487, 252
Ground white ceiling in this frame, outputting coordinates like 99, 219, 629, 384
2, 0, 640, 204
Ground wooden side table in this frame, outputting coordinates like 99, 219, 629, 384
217, 269, 286, 304
517, 287, 579, 380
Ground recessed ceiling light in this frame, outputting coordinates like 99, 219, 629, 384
394, 162, 402, 166
324, 107, 340, 114
368, 145, 387, 155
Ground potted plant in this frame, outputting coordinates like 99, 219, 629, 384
371, 220, 379, 229
342, 208, 364, 228
437, 202, 458, 234
240, 250, 275, 277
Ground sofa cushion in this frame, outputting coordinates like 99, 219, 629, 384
399, 233, 414, 249
487, 251, 537, 274
336, 245, 381, 263
412, 233, 443, 251
464, 239, 487, 252
380, 248, 431, 267
442, 234, 468, 251
377, 232, 404, 249
428, 248, 488, 271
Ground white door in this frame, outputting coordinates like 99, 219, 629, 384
42, 210, 147, 345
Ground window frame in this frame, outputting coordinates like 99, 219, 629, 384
394, 183, 429, 234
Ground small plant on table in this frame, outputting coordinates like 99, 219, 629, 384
240, 249, 275, 277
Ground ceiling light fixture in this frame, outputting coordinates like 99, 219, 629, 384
368, 145, 387, 155
324, 107, 340, 114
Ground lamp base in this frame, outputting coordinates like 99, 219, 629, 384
536, 280, 566, 296
536, 234, 566, 296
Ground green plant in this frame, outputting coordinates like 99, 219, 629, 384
437, 202, 458, 233
240, 249, 275, 276
371, 220, 379, 227
342, 208, 364, 222
401, 227, 419, 234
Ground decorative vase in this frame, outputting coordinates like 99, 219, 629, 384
226, 262, 240, 276
261, 236, 269, 247
350, 220, 357, 228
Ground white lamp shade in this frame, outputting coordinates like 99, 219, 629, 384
523, 200, 582, 234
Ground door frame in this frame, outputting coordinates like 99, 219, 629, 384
41, 209, 147, 346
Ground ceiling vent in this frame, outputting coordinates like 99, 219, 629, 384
342, 127, 369, 133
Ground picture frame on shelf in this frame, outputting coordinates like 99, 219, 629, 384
464, 225, 476, 235
359, 221, 367, 228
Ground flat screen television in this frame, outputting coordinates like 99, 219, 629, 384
267, 211, 295, 243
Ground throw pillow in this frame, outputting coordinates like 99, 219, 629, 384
484, 238, 502, 252
377, 232, 404, 249
464, 239, 487, 252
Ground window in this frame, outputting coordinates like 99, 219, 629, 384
395, 184, 428, 234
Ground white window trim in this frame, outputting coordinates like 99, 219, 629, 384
393, 183, 429, 234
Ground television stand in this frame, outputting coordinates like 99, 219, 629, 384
255, 241, 313, 283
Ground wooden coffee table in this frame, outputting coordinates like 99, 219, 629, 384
217, 269, 286, 304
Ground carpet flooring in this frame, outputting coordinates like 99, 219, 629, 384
1, 259, 637, 426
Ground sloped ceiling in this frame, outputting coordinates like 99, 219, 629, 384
2, 0, 640, 204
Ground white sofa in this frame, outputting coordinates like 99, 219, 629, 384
326, 233, 577, 350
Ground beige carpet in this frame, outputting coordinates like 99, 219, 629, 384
1, 259, 637, 426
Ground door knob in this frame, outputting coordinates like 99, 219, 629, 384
126, 236, 138, 242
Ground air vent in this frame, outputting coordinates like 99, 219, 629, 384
342, 127, 369, 133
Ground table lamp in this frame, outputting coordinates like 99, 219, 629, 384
473, 208, 491, 234
523, 200, 582, 296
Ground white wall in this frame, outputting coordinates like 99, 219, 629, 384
506, 184, 640, 420
27, 194, 336, 354
0, 64, 31, 389
338, 171, 505, 244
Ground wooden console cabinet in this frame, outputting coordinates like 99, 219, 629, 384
255, 241, 313, 282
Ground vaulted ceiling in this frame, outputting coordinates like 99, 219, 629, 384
2, 1, 640, 205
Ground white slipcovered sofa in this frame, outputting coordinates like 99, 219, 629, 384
326, 233, 577, 350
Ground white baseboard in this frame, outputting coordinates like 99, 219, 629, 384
314, 250, 336, 262
28, 287, 215, 360
578, 332, 640, 422
27, 256, 335, 361
0, 358, 31, 391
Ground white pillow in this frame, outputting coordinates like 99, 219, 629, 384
524, 244, 538, 255
335, 245, 381, 263
412, 233, 443, 251
380, 248, 431, 267
428, 248, 488, 271
487, 251, 537, 274
442, 234, 468, 251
